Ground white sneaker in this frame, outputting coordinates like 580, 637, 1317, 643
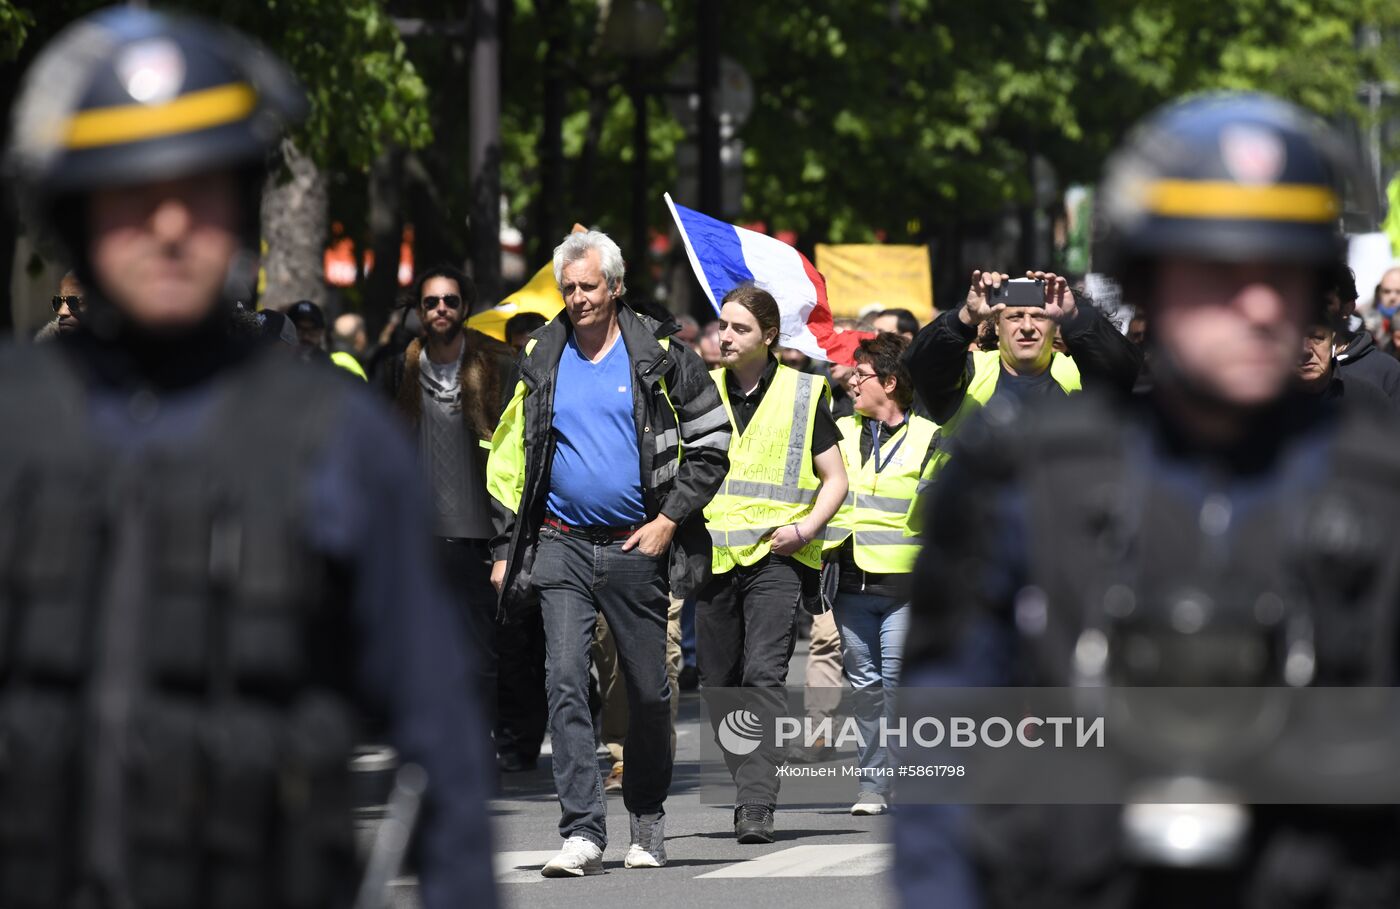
850, 792, 889, 816
541, 836, 605, 877
623, 812, 667, 868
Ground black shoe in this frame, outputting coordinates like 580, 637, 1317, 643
679, 665, 699, 691
497, 752, 538, 773
734, 804, 775, 844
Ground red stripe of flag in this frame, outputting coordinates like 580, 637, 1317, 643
797, 250, 874, 367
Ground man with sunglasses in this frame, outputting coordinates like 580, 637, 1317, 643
36, 271, 85, 340
384, 264, 518, 726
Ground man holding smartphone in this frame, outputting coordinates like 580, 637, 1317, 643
904, 269, 1142, 479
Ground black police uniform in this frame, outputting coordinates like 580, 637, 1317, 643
902, 387, 1400, 909
0, 331, 495, 909
0, 8, 495, 908
898, 93, 1400, 909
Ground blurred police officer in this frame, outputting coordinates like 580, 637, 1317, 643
899, 92, 1400, 909
0, 9, 494, 908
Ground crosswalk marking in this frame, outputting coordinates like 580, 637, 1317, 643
696, 844, 891, 879
495, 850, 562, 884
494, 844, 891, 883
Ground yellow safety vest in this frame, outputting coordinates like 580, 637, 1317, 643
923, 349, 1082, 479
329, 351, 367, 381
705, 363, 829, 572
824, 413, 938, 574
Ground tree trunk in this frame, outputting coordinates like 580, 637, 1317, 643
260, 139, 328, 310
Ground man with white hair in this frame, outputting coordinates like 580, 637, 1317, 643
487, 229, 730, 875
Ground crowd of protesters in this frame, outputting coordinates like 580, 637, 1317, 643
11, 11, 1400, 907
35, 222, 1400, 866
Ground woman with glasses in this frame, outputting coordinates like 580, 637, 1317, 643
822, 331, 940, 816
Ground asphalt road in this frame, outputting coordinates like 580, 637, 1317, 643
381, 638, 896, 909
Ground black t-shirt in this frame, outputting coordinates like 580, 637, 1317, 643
990, 364, 1069, 406
725, 357, 839, 468
853, 413, 938, 474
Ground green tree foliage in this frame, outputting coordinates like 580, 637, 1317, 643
499, 0, 1400, 254
0, 0, 430, 174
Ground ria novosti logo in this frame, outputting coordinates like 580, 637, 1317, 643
717, 709, 764, 756
715, 708, 1105, 756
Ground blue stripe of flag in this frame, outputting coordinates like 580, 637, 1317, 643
673, 202, 753, 310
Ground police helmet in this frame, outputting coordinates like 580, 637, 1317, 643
1094, 92, 1355, 278
6, 7, 306, 247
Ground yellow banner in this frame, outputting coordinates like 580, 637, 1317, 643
468, 222, 587, 340
814, 244, 933, 321
466, 261, 562, 341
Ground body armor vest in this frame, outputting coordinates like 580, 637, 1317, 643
972, 396, 1400, 909
0, 346, 359, 909
1020, 399, 1400, 689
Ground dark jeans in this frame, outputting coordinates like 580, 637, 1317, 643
680, 596, 697, 668
534, 525, 672, 848
436, 538, 496, 719
696, 554, 803, 807
495, 603, 547, 763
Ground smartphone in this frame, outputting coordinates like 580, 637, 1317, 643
990, 278, 1045, 308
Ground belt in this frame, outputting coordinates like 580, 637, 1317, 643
837, 566, 908, 594
543, 515, 639, 544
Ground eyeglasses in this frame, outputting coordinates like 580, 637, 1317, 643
421, 294, 463, 311
51, 294, 83, 313
849, 370, 881, 389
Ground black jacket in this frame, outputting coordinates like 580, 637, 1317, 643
1313, 370, 1399, 417
904, 303, 1143, 425
489, 305, 730, 617
1336, 329, 1400, 410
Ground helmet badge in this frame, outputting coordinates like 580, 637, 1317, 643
115, 39, 186, 105
1220, 124, 1286, 186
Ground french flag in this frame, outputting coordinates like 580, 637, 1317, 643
665, 193, 870, 366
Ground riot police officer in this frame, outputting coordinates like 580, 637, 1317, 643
898, 93, 1400, 908
0, 9, 494, 908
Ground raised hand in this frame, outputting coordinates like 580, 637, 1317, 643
1026, 270, 1078, 323
958, 269, 1012, 327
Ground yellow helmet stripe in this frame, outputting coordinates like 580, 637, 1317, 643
1146, 180, 1339, 224
64, 82, 258, 150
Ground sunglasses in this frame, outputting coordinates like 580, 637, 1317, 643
421, 294, 463, 311
51, 294, 84, 313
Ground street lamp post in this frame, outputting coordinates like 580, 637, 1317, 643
469, 0, 502, 305
629, 58, 650, 279
604, 0, 667, 290
697, 0, 722, 216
